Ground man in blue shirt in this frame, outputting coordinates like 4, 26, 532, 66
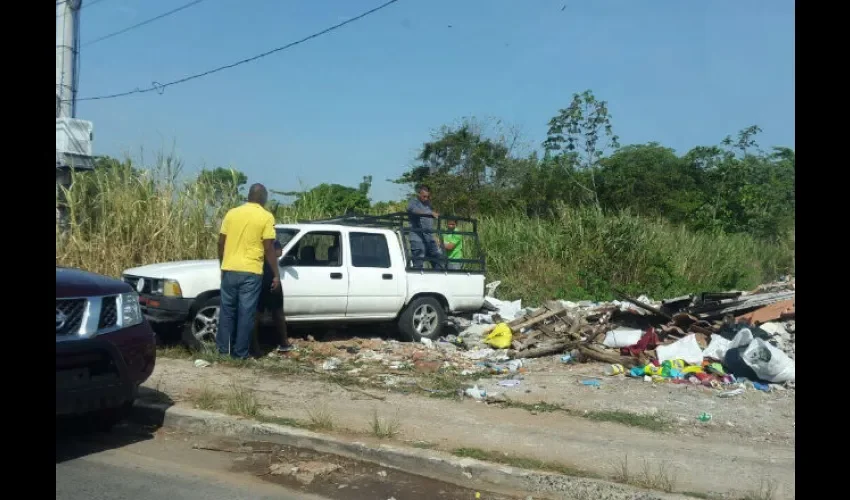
406, 184, 444, 269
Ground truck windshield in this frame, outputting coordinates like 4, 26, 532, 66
275, 228, 299, 249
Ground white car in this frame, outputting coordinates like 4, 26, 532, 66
123, 215, 486, 349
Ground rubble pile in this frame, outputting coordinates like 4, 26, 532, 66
284, 279, 794, 396
464, 278, 796, 391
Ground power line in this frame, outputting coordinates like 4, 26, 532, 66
82, 0, 210, 48
77, 0, 401, 102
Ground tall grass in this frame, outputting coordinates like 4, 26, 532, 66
56, 160, 793, 302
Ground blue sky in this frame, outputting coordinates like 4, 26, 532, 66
75, 0, 795, 202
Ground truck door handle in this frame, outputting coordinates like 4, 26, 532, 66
382, 274, 393, 280
330, 272, 343, 280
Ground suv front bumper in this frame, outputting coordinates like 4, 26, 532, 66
56, 323, 156, 417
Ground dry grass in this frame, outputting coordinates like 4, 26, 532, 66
740, 479, 778, 500
452, 447, 595, 479
369, 409, 401, 439
305, 402, 336, 431
612, 454, 677, 493
57, 156, 791, 303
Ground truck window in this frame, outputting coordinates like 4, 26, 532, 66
275, 228, 299, 249
284, 231, 342, 267
349, 232, 391, 268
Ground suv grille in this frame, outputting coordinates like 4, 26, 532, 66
56, 299, 86, 335
98, 296, 118, 329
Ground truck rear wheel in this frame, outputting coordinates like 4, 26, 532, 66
181, 295, 220, 352
398, 296, 446, 342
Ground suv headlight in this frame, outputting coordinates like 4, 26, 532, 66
120, 292, 144, 327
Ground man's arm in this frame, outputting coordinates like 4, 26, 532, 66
218, 234, 227, 265
407, 199, 438, 217
262, 215, 280, 290
218, 212, 231, 266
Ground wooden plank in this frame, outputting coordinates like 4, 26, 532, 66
510, 307, 566, 332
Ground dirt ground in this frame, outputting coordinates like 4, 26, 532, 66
146, 355, 795, 500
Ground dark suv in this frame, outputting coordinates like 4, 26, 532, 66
56, 266, 156, 429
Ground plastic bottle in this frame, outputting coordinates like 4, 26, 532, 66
604, 364, 625, 376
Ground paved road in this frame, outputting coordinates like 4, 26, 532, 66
56, 422, 327, 500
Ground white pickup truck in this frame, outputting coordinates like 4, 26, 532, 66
122, 215, 486, 350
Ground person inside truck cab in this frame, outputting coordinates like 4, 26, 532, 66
406, 184, 444, 270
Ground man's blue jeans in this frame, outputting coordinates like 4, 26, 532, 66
409, 233, 444, 270
217, 271, 263, 359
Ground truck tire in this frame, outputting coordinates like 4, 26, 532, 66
182, 295, 220, 352
398, 296, 446, 342
92, 401, 133, 432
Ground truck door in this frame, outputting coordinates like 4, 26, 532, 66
345, 231, 405, 318
279, 230, 349, 317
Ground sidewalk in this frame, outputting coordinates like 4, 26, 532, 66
147, 357, 795, 499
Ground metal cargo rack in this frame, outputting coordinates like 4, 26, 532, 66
299, 212, 486, 273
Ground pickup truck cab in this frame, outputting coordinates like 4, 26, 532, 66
123, 214, 486, 350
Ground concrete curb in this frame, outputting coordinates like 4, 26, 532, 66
130, 401, 695, 500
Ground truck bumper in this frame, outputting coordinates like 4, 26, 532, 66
139, 295, 193, 324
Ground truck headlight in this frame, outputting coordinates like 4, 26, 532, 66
120, 292, 144, 327
162, 279, 183, 297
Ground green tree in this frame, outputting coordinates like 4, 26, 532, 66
196, 167, 248, 203
289, 178, 372, 215
543, 90, 620, 209
395, 122, 514, 215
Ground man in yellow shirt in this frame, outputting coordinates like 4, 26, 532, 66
217, 183, 280, 359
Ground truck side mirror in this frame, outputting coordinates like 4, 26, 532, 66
280, 255, 297, 267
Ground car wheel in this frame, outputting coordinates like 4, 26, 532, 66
398, 296, 446, 342
182, 296, 220, 352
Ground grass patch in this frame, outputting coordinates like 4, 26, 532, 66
452, 447, 595, 479
223, 384, 261, 418
739, 479, 778, 500
584, 410, 668, 431
56, 157, 790, 305
501, 400, 565, 413
369, 409, 401, 439
189, 385, 221, 411
306, 402, 336, 431
612, 455, 677, 493
158, 345, 193, 360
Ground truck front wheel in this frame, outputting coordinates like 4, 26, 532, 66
398, 296, 446, 342
182, 295, 220, 352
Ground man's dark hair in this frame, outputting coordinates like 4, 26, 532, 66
247, 183, 268, 204
416, 184, 431, 193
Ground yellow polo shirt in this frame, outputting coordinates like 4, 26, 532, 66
219, 202, 276, 275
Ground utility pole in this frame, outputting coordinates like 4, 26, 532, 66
56, 0, 95, 228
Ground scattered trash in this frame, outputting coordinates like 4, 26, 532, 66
604, 364, 625, 376
193, 359, 211, 368
498, 380, 521, 388
465, 385, 487, 400
602, 328, 643, 348
717, 387, 745, 398
484, 323, 513, 349
697, 412, 712, 422
322, 357, 341, 371
581, 379, 602, 387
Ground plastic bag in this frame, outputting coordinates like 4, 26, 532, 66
484, 323, 513, 349
703, 335, 732, 361
656, 334, 704, 365
602, 328, 643, 348
741, 338, 795, 383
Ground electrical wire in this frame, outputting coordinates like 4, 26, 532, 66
77, 0, 401, 102
82, 0, 210, 48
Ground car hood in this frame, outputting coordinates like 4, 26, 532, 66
56, 267, 132, 298
123, 259, 219, 280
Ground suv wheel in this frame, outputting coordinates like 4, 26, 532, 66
398, 296, 446, 342
182, 296, 220, 352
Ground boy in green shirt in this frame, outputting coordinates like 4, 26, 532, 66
444, 219, 463, 270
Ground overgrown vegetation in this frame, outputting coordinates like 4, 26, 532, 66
57, 89, 793, 301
